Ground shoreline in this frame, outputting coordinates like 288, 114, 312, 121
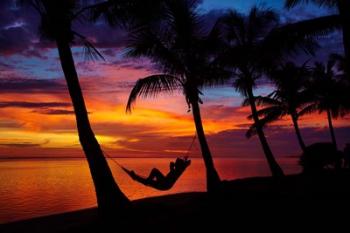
2, 171, 350, 233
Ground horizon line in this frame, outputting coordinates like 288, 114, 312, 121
0, 155, 297, 160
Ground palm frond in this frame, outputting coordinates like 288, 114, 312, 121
242, 98, 251, 107
198, 64, 232, 88
247, 7, 279, 44
242, 95, 281, 108
246, 109, 284, 138
263, 16, 336, 57
254, 95, 282, 107
126, 74, 181, 112
164, 0, 200, 47
255, 106, 285, 119
126, 27, 184, 74
275, 14, 340, 38
285, 0, 337, 9
298, 103, 319, 116
220, 10, 246, 45
262, 14, 341, 59
73, 32, 105, 61
246, 124, 258, 138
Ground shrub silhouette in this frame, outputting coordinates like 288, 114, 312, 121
300, 142, 343, 173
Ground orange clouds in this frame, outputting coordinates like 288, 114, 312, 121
1, 63, 350, 158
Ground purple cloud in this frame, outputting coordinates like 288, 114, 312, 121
0, 101, 75, 115
33, 109, 75, 115
0, 26, 33, 56
0, 101, 71, 109
0, 78, 66, 93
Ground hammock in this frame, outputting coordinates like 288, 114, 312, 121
103, 135, 196, 191
121, 157, 191, 191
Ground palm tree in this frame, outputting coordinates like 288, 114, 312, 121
125, 0, 228, 193
23, 0, 130, 213
245, 62, 311, 152
301, 57, 350, 150
285, 0, 350, 78
219, 8, 289, 178
219, 6, 318, 177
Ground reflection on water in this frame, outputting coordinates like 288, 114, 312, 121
0, 158, 300, 223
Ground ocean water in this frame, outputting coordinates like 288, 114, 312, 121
0, 158, 300, 223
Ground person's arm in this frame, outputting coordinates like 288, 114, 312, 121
170, 162, 175, 171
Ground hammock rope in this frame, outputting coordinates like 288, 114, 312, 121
102, 134, 197, 171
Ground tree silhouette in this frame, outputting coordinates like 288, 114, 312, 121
301, 56, 350, 150
22, 0, 130, 213
219, 8, 287, 178
219, 7, 317, 177
285, 0, 350, 79
245, 62, 311, 152
126, 0, 228, 193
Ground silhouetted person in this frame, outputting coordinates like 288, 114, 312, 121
123, 157, 191, 191
142, 160, 176, 183
344, 143, 350, 169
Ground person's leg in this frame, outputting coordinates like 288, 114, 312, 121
148, 168, 165, 182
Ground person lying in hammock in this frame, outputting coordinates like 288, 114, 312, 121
122, 157, 191, 191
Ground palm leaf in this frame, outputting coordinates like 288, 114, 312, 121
253, 106, 285, 119
298, 103, 319, 116
274, 14, 340, 38
262, 15, 341, 58
222, 10, 246, 45
285, 0, 337, 9
126, 74, 181, 112
254, 95, 282, 107
242, 97, 251, 107
242, 95, 281, 108
73, 32, 105, 61
164, 0, 200, 49
246, 124, 258, 139
198, 64, 232, 88
126, 27, 184, 74
247, 7, 278, 44
246, 108, 284, 138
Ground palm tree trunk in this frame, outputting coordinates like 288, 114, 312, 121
291, 113, 306, 152
247, 89, 284, 178
56, 38, 130, 213
338, 0, 350, 79
191, 101, 221, 193
326, 109, 338, 150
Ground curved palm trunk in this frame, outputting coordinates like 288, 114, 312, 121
338, 0, 350, 79
291, 113, 306, 152
247, 89, 284, 178
56, 38, 130, 213
326, 109, 338, 150
191, 101, 221, 193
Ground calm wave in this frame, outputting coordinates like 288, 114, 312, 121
0, 158, 300, 223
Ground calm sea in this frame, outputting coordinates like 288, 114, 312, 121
0, 158, 300, 223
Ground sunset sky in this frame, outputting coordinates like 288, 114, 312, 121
0, 0, 349, 159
